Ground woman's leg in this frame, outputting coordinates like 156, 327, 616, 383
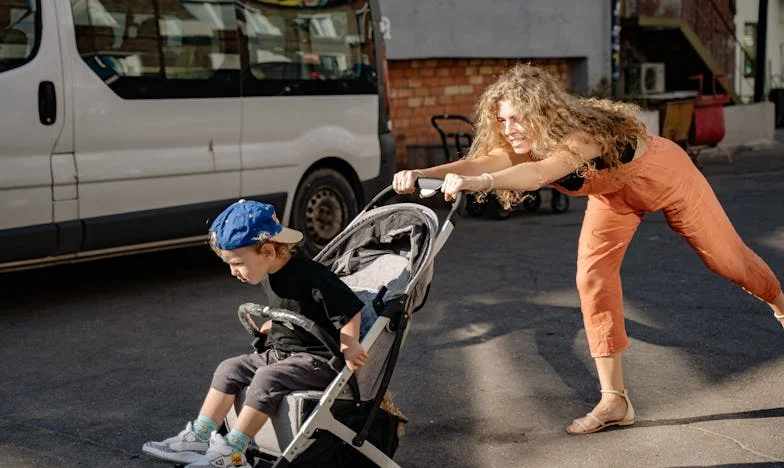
568, 197, 643, 433
574, 197, 643, 357
660, 162, 783, 322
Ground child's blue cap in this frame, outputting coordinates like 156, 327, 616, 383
209, 200, 303, 250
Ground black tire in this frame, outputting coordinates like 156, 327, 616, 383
520, 190, 542, 212
550, 191, 570, 213
465, 195, 486, 217
291, 168, 358, 257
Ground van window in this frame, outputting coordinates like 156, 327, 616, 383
238, 0, 377, 96
0, 1, 39, 73
71, 0, 240, 99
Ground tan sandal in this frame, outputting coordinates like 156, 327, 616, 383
566, 389, 636, 435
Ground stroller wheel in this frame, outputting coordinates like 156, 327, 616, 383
465, 195, 486, 217
550, 191, 570, 213
490, 197, 512, 220
521, 190, 542, 212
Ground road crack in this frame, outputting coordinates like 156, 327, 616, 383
691, 426, 781, 461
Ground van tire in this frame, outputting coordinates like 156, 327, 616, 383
291, 168, 358, 257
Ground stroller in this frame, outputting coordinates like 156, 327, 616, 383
224, 179, 466, 467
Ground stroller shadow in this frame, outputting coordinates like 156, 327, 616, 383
670, 464, 784, 468
634, 406, 784, 428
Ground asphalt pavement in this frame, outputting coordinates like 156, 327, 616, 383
1, 143, 784, 468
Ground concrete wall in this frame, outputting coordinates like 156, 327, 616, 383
721, 102, 775, 147
639, 104, 772, 149
638, 110, 660, 136
378, 0, 611, 93
734, 0, 784, 103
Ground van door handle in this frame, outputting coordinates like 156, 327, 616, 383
38, 81, 56, 125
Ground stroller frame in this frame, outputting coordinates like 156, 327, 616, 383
225, 181, 466, 467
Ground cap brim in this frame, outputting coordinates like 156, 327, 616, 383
270, 227, 304, 244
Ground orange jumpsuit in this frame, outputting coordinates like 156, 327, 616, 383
554, 135, 782, 357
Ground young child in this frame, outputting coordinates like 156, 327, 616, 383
142, 200, 368, 468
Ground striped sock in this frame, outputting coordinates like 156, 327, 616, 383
225, 429, 251, 452
192, 415, 217, 442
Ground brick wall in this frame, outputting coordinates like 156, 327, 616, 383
682, 0, 736, 83
388, 58, 572, 169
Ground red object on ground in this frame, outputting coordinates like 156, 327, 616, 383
688, 74, 730, 147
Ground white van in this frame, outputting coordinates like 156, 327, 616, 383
0, 0, 394, 271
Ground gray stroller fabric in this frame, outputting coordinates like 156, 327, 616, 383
316, 203, 437, 313
315, 203, 439, 400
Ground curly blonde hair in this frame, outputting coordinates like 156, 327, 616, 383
467, 63, 649, 207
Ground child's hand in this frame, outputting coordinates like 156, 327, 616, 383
244, 314, 272, 335
341, 340, 368, 371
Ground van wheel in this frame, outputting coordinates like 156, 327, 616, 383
291, 168, 358, 257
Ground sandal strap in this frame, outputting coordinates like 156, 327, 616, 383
600, 389, 635, 422
774, 313, 784, 319
573, 414, 593, 433
585, 412, 604, 426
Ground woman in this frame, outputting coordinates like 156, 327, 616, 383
393, 64, 784, 435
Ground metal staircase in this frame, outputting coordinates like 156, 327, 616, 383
621, 0, 741, 103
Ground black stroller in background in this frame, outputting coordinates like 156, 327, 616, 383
225, 180, 466, 467
430, 114, 570, 219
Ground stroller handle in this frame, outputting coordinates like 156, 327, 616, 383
361, 178, 467, 229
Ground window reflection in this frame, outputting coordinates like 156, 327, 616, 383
72, 0, 239, 83
0, 0, 39, 73
240, 0, 375, 88
69, 0, 376, 98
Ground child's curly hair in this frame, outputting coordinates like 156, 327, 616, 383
467, 63, 649, 208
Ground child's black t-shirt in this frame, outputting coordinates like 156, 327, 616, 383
266, 255, 364, 359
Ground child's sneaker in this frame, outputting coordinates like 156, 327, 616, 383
184, 432, 251, 468
141, 421, 209, 464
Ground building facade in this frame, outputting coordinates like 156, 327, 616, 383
734, 0, 784, 103
378, 0, 612, 167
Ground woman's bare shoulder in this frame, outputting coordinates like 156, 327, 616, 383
560, 132, 602, 161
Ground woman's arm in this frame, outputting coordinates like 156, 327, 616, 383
489, 154, 577, 192
441, 134, 601, 198
418, 147, 530, 177
394, 147, 529, 194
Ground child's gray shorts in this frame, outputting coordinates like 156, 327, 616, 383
211, 349, 336, 415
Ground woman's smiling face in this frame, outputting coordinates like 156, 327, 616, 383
497, 99, 533, 154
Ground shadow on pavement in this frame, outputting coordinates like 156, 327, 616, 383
670, 464, 784, 468
635, 406, 784, 428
